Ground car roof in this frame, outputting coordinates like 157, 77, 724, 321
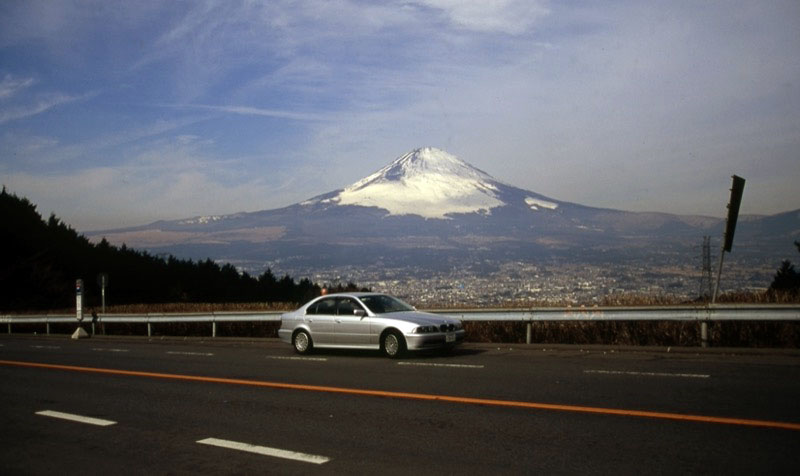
317, 292, 383, 298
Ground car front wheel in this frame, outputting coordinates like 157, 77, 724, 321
293, 330, 313, 354
381, 330, 405, 358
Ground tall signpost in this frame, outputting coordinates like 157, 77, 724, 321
97, 273, 108, 313
71, 279, 89, 339
96, 273, 108, 335
75, 279, 83, 322
703, 175, 745, 347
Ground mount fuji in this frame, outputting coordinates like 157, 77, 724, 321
89, 147, 798, 278
304, 147, 558, 219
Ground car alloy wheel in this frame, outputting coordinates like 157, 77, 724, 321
382, 331, 403, 358
293, 330, 312, 354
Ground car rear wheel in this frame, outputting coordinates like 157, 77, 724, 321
381, 330, 405, 358
293, 330, 312, 354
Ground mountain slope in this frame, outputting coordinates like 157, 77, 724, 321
331, 147, 506, 218
88, 148, 799, 277
304, 147, 562, 219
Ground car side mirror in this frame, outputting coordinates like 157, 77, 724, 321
354, 309, 366, 317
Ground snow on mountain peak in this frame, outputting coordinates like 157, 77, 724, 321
334, 147, 505, 219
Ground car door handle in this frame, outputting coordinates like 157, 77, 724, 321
335, 319, 342, 323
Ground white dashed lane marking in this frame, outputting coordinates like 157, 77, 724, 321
266, 356, 328, 362
166, 351, 214, 357
92, 348, 129, 353
36, 410, 117, 427
30, 345, 61, 350
397, 362, 484, 369
584, 369, 710, 379
197, 437, 330, 465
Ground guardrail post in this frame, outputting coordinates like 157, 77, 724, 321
700, 321, 708, 347
147, 322, 152, 337
46, 320, 50, 335
212, 321, 217, 338
526, 322, 532, 344
700, 306, 715, 347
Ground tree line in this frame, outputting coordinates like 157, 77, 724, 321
1, 189, 363, 311
769, 240, 800, 297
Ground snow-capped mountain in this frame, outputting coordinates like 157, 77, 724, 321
88, 147, 798, 276
304, 147, 560, 219
331, 147, 506, 218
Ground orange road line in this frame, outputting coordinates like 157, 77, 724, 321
3, 359, 799, 431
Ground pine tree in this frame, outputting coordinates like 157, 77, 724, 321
769, 241, 800, 294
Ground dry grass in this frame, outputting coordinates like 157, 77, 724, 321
463, 321, 800, 347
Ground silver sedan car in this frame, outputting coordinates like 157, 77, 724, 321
278, 293, 465, 358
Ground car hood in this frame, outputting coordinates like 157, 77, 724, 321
378, 311, 459, 326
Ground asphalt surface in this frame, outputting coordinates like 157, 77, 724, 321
1, 335, 799, 475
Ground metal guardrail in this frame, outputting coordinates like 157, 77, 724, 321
0, 312, 283, 338
433, 305, 800, 322
2, 305, 798, 343
0, 312, 283, 325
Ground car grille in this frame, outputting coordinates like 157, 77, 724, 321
439, 323, 456, 332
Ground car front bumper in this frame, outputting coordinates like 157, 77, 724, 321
405, 329, 466, 350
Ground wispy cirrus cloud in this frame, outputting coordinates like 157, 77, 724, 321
0, 92, 78, 124
415, 0, 550, 34
19, 114, 213, 168
3, 134, 281, 230
0, 85, 103, 125
0, 74, 35, 99
171, 104, 329, 122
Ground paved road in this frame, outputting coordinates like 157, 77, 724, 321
1, 335, 799, 474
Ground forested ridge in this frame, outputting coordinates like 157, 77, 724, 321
0, 188, 345, 311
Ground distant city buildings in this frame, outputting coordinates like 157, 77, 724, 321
259, 253, 773, 307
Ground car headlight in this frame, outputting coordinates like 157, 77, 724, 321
412, 325, 438, 334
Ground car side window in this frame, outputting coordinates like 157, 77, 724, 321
313, 298, 337, 315
361, 296, 385, 313
336, 298, 362, 316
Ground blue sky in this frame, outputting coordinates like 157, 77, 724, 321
1, 0, 798, 231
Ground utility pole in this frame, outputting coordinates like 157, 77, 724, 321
699, 236, 713, 301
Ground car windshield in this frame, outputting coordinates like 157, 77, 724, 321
360, 295, 414, 314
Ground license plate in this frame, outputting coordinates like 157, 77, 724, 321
446, 332, 456, 343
